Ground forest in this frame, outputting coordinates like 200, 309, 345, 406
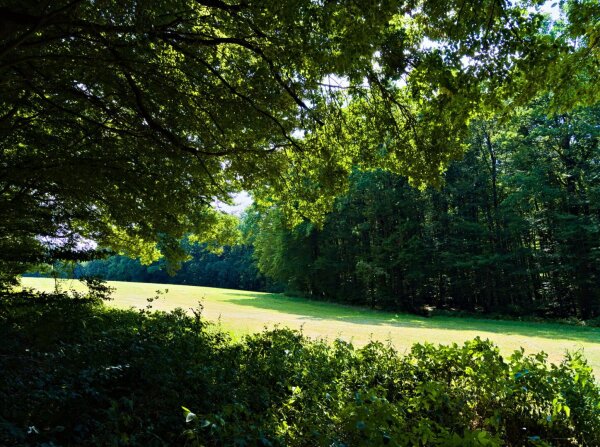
2, 0, 600, 445
250, 100, 600, 319
59, 99, 600, 320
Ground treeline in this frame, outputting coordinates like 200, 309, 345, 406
37, 101, 599, 319
251, 101, 600, 319
31, 242, 270, 292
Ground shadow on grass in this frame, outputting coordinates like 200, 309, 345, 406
218, 291, 600, 344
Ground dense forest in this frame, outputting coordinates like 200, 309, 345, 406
252, 100, 600, 319
51, 99, 600, 320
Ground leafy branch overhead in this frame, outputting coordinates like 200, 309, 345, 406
0, 0, 598, 277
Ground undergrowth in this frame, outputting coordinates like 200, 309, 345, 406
1, 288, 598, 446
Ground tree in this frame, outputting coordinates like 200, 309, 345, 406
250, 100, 599, 318
1, 0, 597, 285
499, 101, 600, 318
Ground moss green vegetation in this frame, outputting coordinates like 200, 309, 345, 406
22, 278, 600, 377
2, 287, 599, 446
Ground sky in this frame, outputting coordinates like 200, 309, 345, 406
213, 191, 253, 216
539, 1, 561, 20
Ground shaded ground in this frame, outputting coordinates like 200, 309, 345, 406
22, 277, 600, 375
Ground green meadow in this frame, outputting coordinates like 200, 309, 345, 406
22, 277, 600, 376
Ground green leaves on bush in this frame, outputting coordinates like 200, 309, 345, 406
1, 292, 598, 446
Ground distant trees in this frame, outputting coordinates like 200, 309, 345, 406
40, 241, 270, 292
251, 101, 600, 318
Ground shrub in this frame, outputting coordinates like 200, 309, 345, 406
1, 290, 598, 446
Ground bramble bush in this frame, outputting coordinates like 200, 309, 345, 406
1, 288, 598, 446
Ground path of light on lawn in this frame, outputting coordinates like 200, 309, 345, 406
22, 278, 600, 376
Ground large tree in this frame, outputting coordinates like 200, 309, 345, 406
0, 0, 597, 285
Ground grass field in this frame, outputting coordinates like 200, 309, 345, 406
21, 277, 600, 375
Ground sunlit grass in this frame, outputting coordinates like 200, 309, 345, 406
22, 277, 600, 375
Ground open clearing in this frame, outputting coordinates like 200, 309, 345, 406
22, 277, 600, 375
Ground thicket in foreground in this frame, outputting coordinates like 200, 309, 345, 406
1, 290, 599, 446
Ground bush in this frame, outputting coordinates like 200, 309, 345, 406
1, 290, 598, 446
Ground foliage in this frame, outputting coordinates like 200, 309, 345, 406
251, 100, 600, 318
27, 98, 599, 319
27, 232, 272, 291
2, 0, 598, 284
1, 289, 599, 446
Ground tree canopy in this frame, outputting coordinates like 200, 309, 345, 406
249, 99, 600, 318
1, 0, 598, 284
